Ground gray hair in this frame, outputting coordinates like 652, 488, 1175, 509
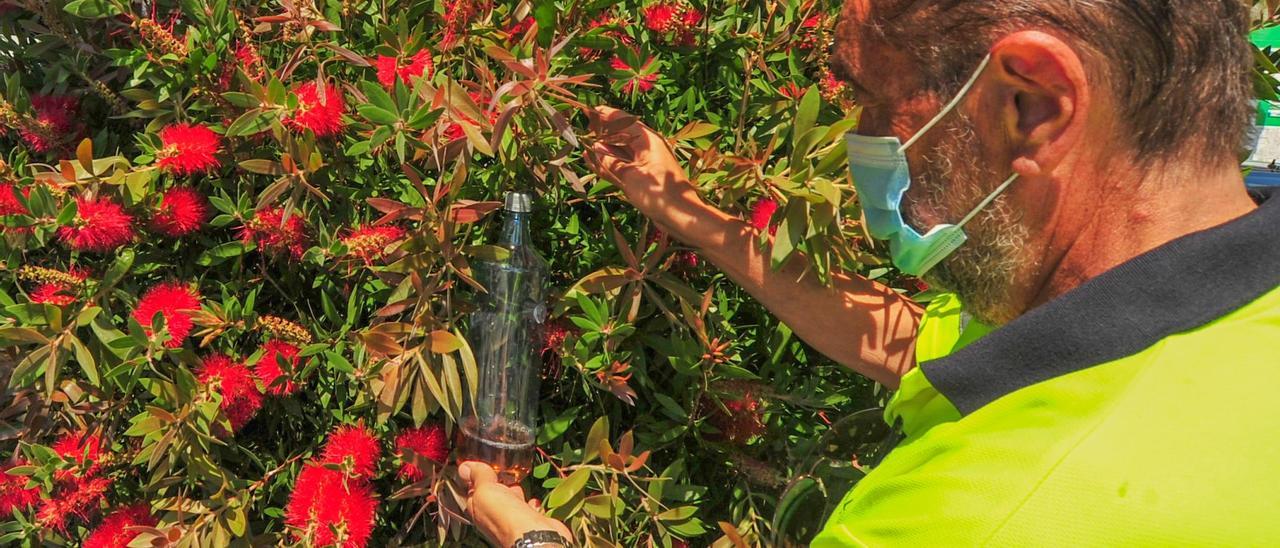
869, 0, 1254, 165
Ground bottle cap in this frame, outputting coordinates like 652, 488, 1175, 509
504, 192, 532, 213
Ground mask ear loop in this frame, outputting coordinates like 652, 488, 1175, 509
955, 173, 1020, 229
898, 54, 994, 153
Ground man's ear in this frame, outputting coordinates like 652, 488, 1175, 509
982, 31, 1089, 177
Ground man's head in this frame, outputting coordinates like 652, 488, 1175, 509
832, 1, 1253, 324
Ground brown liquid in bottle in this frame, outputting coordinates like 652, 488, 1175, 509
457, 416, 535, 485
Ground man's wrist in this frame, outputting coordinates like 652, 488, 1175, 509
511, 530, 570, 547
498, 518, 555, 547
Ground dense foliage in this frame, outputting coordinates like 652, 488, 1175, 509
2, 1, 1277, 547
0, 1, 887, 546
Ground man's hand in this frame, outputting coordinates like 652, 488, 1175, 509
459, 461, 573, 547
584, 105, 705, 237
581, 105, 921, 386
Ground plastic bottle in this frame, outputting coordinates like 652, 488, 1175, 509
457, 192, 548, 484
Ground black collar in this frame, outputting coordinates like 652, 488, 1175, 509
921, 189, 1280, 415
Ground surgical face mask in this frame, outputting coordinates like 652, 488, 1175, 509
845, 54, 1020, 277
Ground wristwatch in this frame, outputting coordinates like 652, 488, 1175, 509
512, 529, 571, 548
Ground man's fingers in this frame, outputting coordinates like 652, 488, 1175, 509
585, 145, 627, 182
458, 461, 498, 491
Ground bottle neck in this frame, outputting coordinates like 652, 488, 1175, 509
500, 211, 530, 247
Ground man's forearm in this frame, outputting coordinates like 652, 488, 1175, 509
658, 190, 922, 387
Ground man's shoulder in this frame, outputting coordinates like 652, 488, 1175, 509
816, 285, 1280, 546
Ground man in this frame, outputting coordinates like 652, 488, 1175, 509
463, 0, 1280, 545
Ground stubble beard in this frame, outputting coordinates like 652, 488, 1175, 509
905, 113, 1036, 326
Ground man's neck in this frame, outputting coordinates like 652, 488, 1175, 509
1029, 162, 1258, 311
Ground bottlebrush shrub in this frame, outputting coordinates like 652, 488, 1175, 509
0, 0, 890, 546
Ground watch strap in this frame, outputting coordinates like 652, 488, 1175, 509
512, 529, 570, 548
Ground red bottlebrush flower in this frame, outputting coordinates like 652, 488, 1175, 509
36, 474, 111, 531
285, 463, 378, 548
284, 81, 347, 137
907, 277, 930, 293
83, 503, 157, 548
0, 182, 32, 235
132, 281, 201, 348
341, 224, 406, 264
156, 123, 222, 176
643, 3, 680, 33
749, 198, 779, 236
778, 81, 805, 100
674, 7, 703, 46
52, 430, 106, 477
681, 7, 703, 28
217, 42, 266, 90
540, 317, 577, 380
58, 195, 135, 253
31, 283, 77, 306
0, 181, 29, 217
674, 250, 700, 271
377, 50, 434, 89
20, 95, 80, 153
150, 186, 209, 237
234, 43, 265, 80
239, 206, 310, 259
820, 69, 855, 110
642, 3, 700, 45
320, 424, 381, 479
542, 318, 574, 356
713, 392, 766, 443
578, 13, 631, 60
394, 425, 449, 481
373, 56, 399, 89
795, 14, 823, 51
0, 460, 40, 516
506, 16, 535, 38
610, 56, 659, 94
21, 265, 88, 307
256, 339, 301, 396
442, 0, 490, 47
232, 42, 264, 83
441, 91, 497, 142
196, 354, 264, 432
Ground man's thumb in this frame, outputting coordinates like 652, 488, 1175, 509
459, 461, 498, 489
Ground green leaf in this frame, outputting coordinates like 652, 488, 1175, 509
583, 416, 609, 464
54, 197, 78, 226
656, 505, 698, 522
197, 241, 250, 266
325, 351, 353, 373
357, 104, 399, 125
222, 92, 261, 108
795, 86, 821, 141
359, 81, 397, 114
537, 405, 581, 445
546, 467, 591, 510
533, 0, 557, 47
238, 159, 284, 175
0, 327, 49, 345
97, 249, 134, 295
63, 0, 123, 18
667, 518, 708, 536
225, 108, 276, 137
69, 335, 99, 386
771, 199, 808, 266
